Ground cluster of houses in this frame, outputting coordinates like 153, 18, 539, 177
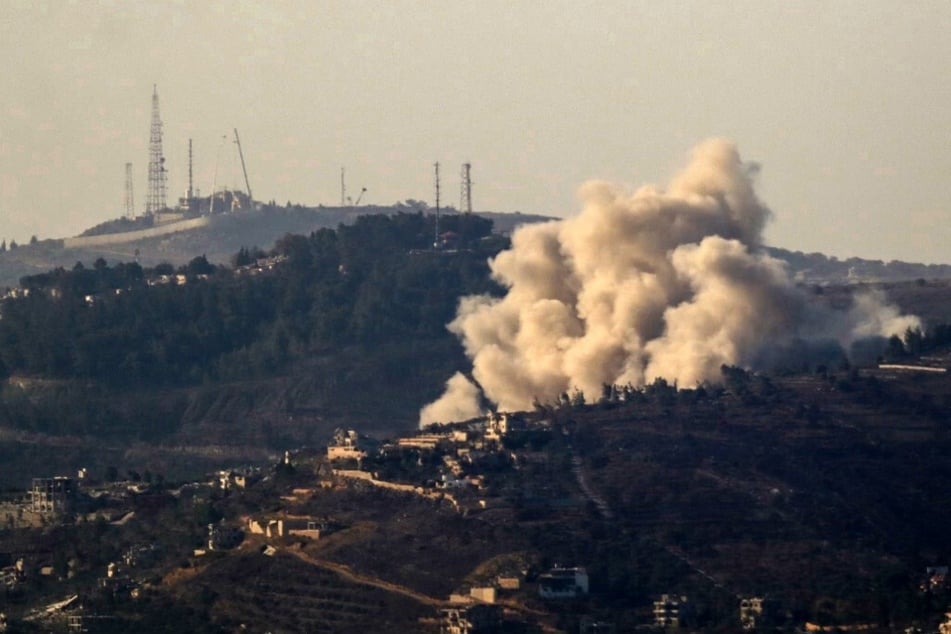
1, 253, 289, 309
233, 254, 288, 277
327, 413, 530, 495
8, 419, 951, 632
326, 418, 826, 633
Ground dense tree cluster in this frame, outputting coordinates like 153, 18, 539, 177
0, 213, 500, 386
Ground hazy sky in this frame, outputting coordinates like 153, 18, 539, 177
1, 1, 950, 263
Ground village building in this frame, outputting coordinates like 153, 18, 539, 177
327, 428, 369, 461
653, 594, 690, 628
247, 516, 326, 540
440, 604, 502, 634
739, 596, 771, 630
468, 586, 496, 604
538, 566, 589, 600
484, 412, 525, 441
921, 566, 949, 592
496, 575, 520, 591
31, 477, 76, 517
215, 467, 261, 490
396, 433, 449, 451
207, 523, 243, 551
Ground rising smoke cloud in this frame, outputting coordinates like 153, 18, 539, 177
419, 139, 919, 426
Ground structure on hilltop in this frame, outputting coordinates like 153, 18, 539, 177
146, 85, 168, 215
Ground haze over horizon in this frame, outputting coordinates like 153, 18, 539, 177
2, 2, 950, 264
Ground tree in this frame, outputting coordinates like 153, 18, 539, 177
29, 235, 38, 245
885, 334, 906, 360
571, 388, 586, 407
184, 255, 215, 276
903, 327, 923, 356
153, 262, 175, 276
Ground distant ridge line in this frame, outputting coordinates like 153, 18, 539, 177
63, 216, 211, 248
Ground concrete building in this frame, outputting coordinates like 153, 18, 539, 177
653, 594, 689, 628
497, 575, 520, 591
440, 604, 502, 634
207, 523, 243, 550
268, 518, 323, 540
739, 596, 767, 630
327, 428, 369, 461
538, 566, 589, 599
247, 516, 326, 540
484, 412, 525, 441
31, 477, 75, 516
469, 586, 496, 604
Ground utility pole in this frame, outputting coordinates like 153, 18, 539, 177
340, 167, 346, 206
145, 84, 167, 215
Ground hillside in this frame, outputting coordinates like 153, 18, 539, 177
2, 207, 951, 490
0, 205, 554, 290
194, 367, 951, 632
1, 206, 951, 629
3, 362, 951, 632
0, 212, 504, 487
3, 204, 951, 292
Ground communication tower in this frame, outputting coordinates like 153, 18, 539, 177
146, 85, 167, 214
460, 163, 472, 214
433, 162, 441, 248
124, 162, 135, 218
187, 139, 193, 199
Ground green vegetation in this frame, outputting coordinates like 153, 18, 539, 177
0, 213, 497, 388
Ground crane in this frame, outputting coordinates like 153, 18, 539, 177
233, 128, 253, 208
354, 187, 367, 206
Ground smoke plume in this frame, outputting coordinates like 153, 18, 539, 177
419, 139, 919, 426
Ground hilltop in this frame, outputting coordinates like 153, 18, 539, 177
3, 203, 951, 292
0, 204, 553, 290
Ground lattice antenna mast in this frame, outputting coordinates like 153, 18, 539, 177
187, 139, 193, 199
124, 163, 135, 218
146, 85, 167, 214
433, 162, 441, 248
460, 162, 472, 214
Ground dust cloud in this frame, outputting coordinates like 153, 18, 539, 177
420, 139, 919, 426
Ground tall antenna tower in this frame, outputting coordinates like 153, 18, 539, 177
146, 84, 167, 214
460, 163, 472, 214
433, 162, 441, 248
124, 163, 135, 218
187, 138, 193, 199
